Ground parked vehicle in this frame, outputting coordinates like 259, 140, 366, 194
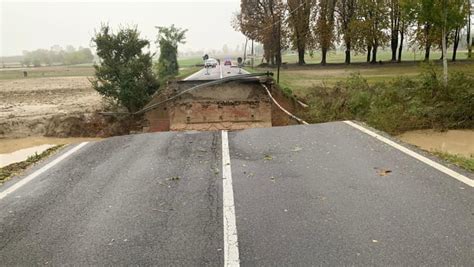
204, 58, 218, 68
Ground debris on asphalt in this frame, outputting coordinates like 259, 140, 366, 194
291, 146, 303, 152
197, 147, 207, 152
167, 176, 180, 181
375, 168, 392, 176
264, 154, 273, 161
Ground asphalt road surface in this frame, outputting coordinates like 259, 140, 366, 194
0, 122, 472, 265
183, 63, 249, 81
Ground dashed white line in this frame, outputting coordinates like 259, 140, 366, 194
220, 64, 223, 79
221, 130, 240, 266
344, 120, 474, 187
0, 142, 89, 200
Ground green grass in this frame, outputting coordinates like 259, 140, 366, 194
433, 151, 474, 172
281, 50, 471, 64
249, 61, 474, 98
0, 65, 94, 80
176, 66, 202, 80
0, 145, 64, 184
177, 56, 203, 67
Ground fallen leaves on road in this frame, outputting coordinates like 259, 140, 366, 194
375, 167, 392, 176
291, 146, 303, 152
264, 154, 273, 161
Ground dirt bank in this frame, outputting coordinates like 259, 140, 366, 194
0, 76, 102, 138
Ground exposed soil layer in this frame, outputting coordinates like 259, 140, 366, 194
144, 79, 301, 132
0, 76, 102, 138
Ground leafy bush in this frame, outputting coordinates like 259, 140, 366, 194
91, 25, 159, 112
304, 67, 474, 134
155, 25, 187, 82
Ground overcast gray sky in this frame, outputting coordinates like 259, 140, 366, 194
0, 0, 245, 57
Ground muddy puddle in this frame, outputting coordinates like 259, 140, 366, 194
0, 137, 101, 167
398, 129, 474, 157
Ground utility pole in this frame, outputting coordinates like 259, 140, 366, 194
251, 39, 254, 69
441, 0, 448, 86
468, 0, 473, 58
277, 20, 281, 84
243, 38, 248, 63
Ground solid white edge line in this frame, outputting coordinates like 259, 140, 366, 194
183, 68, 205, 81
221, 130, 240, 266
0, 142, 89, 200
262, 84, 309, 125
344, 121, 474, 187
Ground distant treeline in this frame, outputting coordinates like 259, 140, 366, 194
235, 0, 473, 65
20, 45, 94, 67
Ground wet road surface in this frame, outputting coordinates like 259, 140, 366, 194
183, 64, 248, 81
0, 122, 472, 265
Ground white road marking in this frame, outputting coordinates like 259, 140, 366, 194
219, 64, 223, 79
0, 142, 89, 200
262, 84, 309, 125
344, 121, 474, 187
183, 68, 205, 81
221, 130, 240, 266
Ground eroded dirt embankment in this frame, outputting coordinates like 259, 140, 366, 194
0, 76, 140, 138
0, 76, 102, 138
1, 73, 303, 140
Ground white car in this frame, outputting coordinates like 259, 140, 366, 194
204, 58, 218, 68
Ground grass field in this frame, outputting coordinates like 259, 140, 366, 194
280, 50, 470, 65
0, 63, 199, 81
248, 60, 474, 98
177, 66, 202, 79
177, 57, 203, 67
0, 65, 94, 80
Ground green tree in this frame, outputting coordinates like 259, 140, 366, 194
155, 24, 187, 81
351, 0, 389, 63
447, 0, 469, 61
234, 0, 285, 65
21, 51, 32, 67
91, 25, 159, 112
336, 0, 357, 64
315, 0, 337, 65
287, 0, 315, 65
398, 0, 417, 62
412, 0, 439, 61
389, 0, 401, 62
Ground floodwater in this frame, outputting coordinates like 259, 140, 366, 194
0, 137, 100, 168
0, 144, 55, 168
398, 129, 474, 157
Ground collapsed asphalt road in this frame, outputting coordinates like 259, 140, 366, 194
0, 122, 473, 265
184, 64, 248, 81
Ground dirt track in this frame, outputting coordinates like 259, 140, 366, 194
0, 76, 102, 138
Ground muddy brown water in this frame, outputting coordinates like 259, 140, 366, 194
398, 129, 474, 157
